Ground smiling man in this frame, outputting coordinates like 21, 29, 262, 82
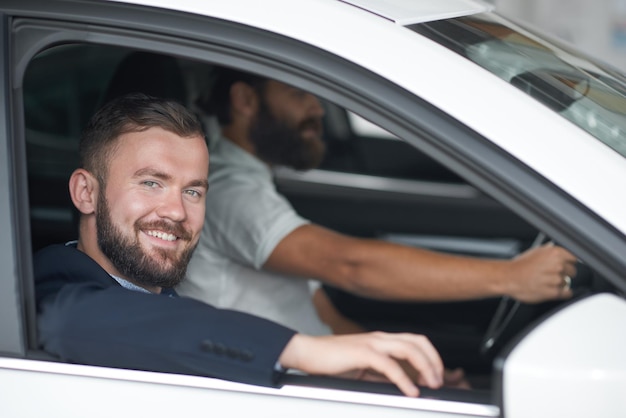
78, 110, 207, 293
34, 93, 445, 396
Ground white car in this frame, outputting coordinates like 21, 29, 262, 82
1, 0, 625, 417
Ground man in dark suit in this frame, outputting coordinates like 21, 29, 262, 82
34, 93, 444, 397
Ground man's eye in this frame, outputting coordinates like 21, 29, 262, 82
143, 180, 158, 188
184, 189, 201, 198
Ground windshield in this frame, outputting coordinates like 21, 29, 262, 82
410, 13, 626, 158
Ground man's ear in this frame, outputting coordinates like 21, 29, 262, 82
69, 168, 99, 215
230, 81, 259, 119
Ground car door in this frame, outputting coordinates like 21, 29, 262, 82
1, 1, 500, 417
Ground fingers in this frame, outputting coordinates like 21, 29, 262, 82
444, 367, 464, 383
552, 244, 577, 263
383, 333, 443, 387
556, 272, 574, 299
510, 243, 579, 303
360, 333, 444, 396
444, 368, 471, 389
362, 349, 421, 397
547, 245, 577, 300
279, 332, 444, 397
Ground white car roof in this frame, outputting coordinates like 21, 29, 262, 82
108, 0, 626, 236
110, 0, 493, 25
330, 0, 492, 25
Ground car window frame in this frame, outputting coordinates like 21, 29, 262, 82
0, 11, 30, 357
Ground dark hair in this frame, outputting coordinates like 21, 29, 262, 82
196, 66, 267, 126
79, 93, 203, 184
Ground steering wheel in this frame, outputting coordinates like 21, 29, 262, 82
479, 233, 558, 357
479, 230, 599, 359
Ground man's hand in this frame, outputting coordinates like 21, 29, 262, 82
278, 332, 444, 397
505, 243, 578, 303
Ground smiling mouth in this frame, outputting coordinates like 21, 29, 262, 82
146, 230, 178, 242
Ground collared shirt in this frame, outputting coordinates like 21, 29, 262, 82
65, 241, 177, 297
111, 275, 152, 293
110, 275, 178, 297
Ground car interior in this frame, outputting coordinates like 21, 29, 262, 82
23, 42, 612, 397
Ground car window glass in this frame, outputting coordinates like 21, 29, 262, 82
410, 13, 626, 157
347, 112, 397, 140
319, 104, 464, 183
25, 45, 134, 251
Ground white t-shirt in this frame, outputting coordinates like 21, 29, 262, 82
178, 124, 331, 336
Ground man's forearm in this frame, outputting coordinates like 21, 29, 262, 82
267, 224, 577, 303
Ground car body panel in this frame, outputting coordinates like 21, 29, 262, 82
336, 0, 493, 25
0, 0, 625, 417
500, 293, 626, 418
0, 358, 498, 418
0, 13, 26, 357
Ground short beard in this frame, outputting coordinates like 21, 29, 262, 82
95, 189, 195, 289
249, 99, 325, 170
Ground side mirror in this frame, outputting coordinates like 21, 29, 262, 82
493, 293, 626, 418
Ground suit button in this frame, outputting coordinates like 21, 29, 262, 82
226, 348, 239, 359
240, 350, 254, 362
213, 343, 227, 355
200, 340, 215, 352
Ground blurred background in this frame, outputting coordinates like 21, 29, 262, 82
493, 0, 626, 70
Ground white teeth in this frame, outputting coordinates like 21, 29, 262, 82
147, 230, 177, 241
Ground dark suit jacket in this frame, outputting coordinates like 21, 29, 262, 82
34, 244, 296, 387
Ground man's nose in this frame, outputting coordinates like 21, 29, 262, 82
307, 94, 325, 118
156, 190, 186, 221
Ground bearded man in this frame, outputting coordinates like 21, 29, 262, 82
179, 67, 577, 342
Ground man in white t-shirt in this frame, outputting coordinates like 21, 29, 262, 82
179, 115, 330, 335
178, 67, 578, 338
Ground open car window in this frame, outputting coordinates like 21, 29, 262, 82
24, 42, 501, 403
23, 39, 596, 397
12, 7, 623, 417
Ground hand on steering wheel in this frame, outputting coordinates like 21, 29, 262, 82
480, 233, 586, 357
